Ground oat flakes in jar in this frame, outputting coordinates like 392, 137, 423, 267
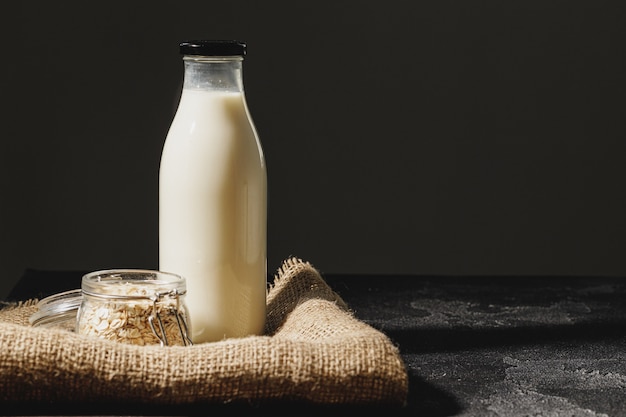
77, 269, 192, 346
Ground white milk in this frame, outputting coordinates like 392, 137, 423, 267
159, 89, 267, 343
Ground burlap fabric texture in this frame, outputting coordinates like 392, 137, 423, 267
0, 257, 408, 406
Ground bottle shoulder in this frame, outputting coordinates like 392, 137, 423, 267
172, 89, 253, 125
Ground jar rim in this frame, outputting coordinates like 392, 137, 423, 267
81, 269, 186, 297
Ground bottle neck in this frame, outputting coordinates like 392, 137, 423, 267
182, 56, 244, 92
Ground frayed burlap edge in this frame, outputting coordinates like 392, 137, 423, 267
0, 257, 408, 406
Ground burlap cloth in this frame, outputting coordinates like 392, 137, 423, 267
0, 258, 408, 406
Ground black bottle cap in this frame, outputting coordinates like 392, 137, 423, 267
179, 40, 246, 56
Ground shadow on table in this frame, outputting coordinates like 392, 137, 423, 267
385, 319, 626, 354
2, 384, 463, 417
0, 376, 464, 417
405, 373, 464, 416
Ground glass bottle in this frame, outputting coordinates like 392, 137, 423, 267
159, 40, 267, 344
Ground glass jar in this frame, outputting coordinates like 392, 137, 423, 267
76, 269, 192, 346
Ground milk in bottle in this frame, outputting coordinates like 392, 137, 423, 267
159, 40, 267, 344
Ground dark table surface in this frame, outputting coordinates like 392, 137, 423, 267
4, 270, 626, 416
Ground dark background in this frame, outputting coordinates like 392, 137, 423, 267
1, 1, 625, 299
